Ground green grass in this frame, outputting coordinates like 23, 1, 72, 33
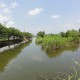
36, 35, 80, 79
36, 35, 80, 52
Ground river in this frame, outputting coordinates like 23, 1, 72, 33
0, 38, 80, 80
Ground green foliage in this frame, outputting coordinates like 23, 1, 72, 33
0, 23, 32, 41
36, 36, 43, 44
65, 29, 79, 37
79, 29, 80, 37
37, 31, 45, 38
0, 24, 8, 38
79, 29, 80, 32
60, 32, 66, 37
6, 27, 23, 40
36, 29, 80, 52
23, 32, 33, 39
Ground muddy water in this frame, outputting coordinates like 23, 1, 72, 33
0, 38, 80, 80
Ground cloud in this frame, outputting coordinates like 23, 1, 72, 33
10, 2, 18, 8
0, 14, 14, 27
3, 8, 11, 13
28, 8, 44, 16
0, 3, 6, 8
6, 21, 14, 27
0, 1, 18, 27
77, 20, 80, 22
31, 56, 45, 62
62, 23, 80, 32
0, 2, 18, 14
0, 15, 11, 23
51, 14, 61, 19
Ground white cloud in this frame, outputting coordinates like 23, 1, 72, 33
28, 8, 44, 16
77, 20, 80, 22
51, 14, 61, 19
31, 23, 80, 35
31, 56, 45, 62
62, 23, 80, 32
10, 2, 18, 8
3, 8, 11, 13
0, 3, 6, 8
65, 24, 75, 27
0, 14, 14, 27
0, 1, 18, 27
6, 21, 14, 27
0, 2, 18, 14
0, 15, 11, 23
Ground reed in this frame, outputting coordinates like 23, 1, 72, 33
36, 35, 80, 52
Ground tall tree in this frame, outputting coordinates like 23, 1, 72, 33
37, 31, 45, 38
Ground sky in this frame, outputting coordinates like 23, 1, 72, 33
0, 0, 80, 35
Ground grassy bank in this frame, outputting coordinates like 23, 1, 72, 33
36, 31, 80, 52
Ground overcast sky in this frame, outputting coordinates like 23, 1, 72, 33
0, 0, 80, 35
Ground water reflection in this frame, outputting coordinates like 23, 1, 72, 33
31, 56, 45, 62
43, 44, 80, 58
0, 41, 32, 72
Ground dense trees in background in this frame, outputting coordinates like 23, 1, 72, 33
37, 29, 80, 38
0, 23, 33, 41
23, 32, 33, 40
79, 29, 80, 32
0, 24, 7, 38
79, 29, 80, 37
37, 31, 45, 38
60, 29, 80, 38
60, 32, 66, 37
36, 29, 80, 52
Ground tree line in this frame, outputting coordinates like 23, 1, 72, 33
37, 29, 80, 38
36, 29, 80, 52
0, 23, 33, 41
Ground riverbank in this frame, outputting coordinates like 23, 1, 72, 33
0, 41, 32, 71
36, 29, 80, 52
0, 39, 32, 53
0, 39, 22, 48
0, 23, 33, 48
0, 37, 79, 80
0, 39, 31, 48
36, 35, 80, 52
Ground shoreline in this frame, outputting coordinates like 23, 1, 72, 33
0, 39, 31, 52
0, 39, 31, 48
36, 36, 80, 52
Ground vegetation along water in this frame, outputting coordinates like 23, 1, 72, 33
36, 29, 80, 52
0, 0, 80, 79
0, 23, 33, 47
0, 20, 80, 80
0, 37, 79, 80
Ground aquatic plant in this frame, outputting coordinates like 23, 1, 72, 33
38, 61, 80, 80
36, 30, 80, 52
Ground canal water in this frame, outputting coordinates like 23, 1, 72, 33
0, 38, 80, 80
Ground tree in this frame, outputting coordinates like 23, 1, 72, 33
37, 31, 45, 38
65, 30, 79, 37
60, 32, 66, 37
79, 29, 80, 37
0, 23, 33, 41
6, 27, 23, 40
79, 29, 80, 32
23, 32, 33, 40
0, 24, 8, 39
